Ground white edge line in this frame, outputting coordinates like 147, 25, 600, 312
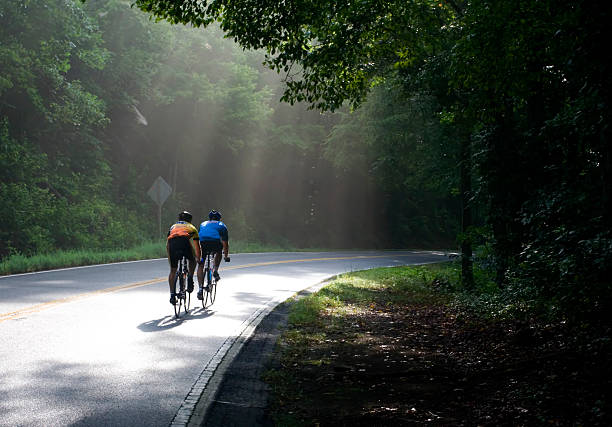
0, 258, 166, 279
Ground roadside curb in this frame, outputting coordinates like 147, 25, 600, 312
170, 279, 334, 427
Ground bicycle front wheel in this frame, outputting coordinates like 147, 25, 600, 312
173, 299, 180, 318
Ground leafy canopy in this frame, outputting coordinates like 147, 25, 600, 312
133, 0, 456, 111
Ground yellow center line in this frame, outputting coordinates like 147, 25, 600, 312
0, 254, 411, 323
0, 278, 165, 323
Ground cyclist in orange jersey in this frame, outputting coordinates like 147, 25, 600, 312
166, 211, 200, 305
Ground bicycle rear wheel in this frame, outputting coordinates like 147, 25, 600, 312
208, 276, 217, 305
180, 291, 187, 316
174, 267, 186, 318
202, 267, 211, 307
182, 258, 191, 313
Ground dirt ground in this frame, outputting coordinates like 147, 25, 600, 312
266, 299, 611, 426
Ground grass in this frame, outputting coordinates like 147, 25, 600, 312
0, 241, 167, 276
264, 263, 612, 426
285, 264, 452, 330
274, 264, 455, 377
0, 239, 332, 276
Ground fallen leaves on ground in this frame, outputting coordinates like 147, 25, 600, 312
266, 299, 611, 426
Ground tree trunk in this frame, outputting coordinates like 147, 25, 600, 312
460, 135, 474, 289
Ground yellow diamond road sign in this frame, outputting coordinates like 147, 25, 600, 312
147, 176, 172, 206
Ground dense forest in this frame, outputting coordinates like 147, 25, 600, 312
0, 0, 458, 260
2, 0, 611, 323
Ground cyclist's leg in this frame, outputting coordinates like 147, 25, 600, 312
168, 267, 177, 294
213, 251, 222, 271
185, 247, 196, 292
197, 241, 206, 299
167, 238, 182, 301
187, 259, 196, 292
212, 249, 222, 281
206, 241, 219, 271
186, 239, 198, 292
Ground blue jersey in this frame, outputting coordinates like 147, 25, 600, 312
198, 220, 229, 242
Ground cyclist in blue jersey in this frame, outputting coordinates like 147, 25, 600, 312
197, 210, 230, 300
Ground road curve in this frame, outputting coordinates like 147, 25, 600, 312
0, 250, 449, 426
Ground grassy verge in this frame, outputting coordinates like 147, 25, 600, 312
264, 262, 611, 426
0, 241, 167, 276
0, 239, 328, 276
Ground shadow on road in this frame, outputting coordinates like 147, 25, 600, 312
137, 308, 215, 332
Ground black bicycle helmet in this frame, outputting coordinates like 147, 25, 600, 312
208, 210, 221, 220
178, 210, 193, 222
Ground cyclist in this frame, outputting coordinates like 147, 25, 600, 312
167, 211, 201, 305
197, 209, 230, 300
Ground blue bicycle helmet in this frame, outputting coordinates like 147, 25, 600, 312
208, 210, 221, 220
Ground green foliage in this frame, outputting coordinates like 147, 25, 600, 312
325, 79, 460, 247
135, 0, 456, 112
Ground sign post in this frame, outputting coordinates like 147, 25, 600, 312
147, 176, 172, 238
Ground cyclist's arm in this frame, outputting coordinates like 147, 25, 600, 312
219, 224, 229, 260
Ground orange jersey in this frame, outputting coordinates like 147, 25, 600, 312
167, 221, 199, 241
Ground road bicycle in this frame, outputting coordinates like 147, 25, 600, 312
200, 252, 230, 308
172, 255, 190, 318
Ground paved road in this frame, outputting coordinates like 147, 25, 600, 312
0, 251, 448, 426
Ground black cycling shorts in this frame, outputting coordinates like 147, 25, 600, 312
200, 239, 223, 255
168, 236, 195, 268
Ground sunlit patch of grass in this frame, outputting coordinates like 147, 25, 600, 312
279, 264, 456, 355
288, 294, 344, 327
319, 265, 452, 307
